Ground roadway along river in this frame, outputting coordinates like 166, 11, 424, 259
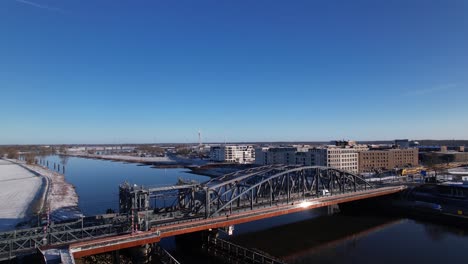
41, 156, 468, 264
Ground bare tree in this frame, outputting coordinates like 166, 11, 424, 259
175, 145, 191, 156
58, 145, 68, 155
25, 152, 36, 164
38, 146, 54, 158
6, 148, 19, 159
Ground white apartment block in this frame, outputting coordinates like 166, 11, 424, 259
210, 145, 255, 164
308, 147, 362, 174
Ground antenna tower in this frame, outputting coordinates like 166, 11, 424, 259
198, 130, 202, 146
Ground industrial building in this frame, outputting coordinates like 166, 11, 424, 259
394, 139, 410, 149
359, 148, 419, 173
420, 151, 468, 165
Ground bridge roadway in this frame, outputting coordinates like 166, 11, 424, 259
70, 185, 405, 258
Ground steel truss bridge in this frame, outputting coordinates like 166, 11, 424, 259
0, 165, 406, 261
124, 165, 378, 219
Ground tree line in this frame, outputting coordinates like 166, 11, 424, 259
0, 145, 67, 164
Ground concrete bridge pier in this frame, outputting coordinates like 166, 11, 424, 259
327, 204, 340, 215
175, 231, 207, 250
112, 250, 120, 264
128, 244, 153, 264
174, 229, 217, 254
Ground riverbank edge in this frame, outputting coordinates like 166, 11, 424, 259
18, 162, 49, 223
9, 159, 82, 222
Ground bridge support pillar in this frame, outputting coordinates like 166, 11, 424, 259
129, 244, 153, 264
112, 250, 120, 264
175, 229, 217, 255
327, 204, 340, 215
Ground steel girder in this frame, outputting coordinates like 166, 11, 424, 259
148, 166, 373, 219
0, 216, 131, 260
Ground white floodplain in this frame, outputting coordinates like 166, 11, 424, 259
0, 159, 42, 231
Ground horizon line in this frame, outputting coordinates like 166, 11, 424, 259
1, 139, 468, 146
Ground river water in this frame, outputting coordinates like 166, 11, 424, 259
41, 156, 468, 264
41, 155, 209, 215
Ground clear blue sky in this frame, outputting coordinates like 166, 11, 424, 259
1, 0, 467, 144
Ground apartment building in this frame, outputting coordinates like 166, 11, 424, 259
210, 145, 255, 164
255, 147, 297, 165
308, 147, 361, 174
255, 141, 366, 174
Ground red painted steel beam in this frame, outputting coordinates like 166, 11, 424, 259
72, 235, 161, 258
70, 186, 404, 258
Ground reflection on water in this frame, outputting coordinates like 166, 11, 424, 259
230, 213, 468, 264
58, 154, 69, 166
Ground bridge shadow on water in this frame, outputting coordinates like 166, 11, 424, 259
79, 199, 468, 264
229, 212, 400, 262
222, 207, 468, 264
152, 207, 393, 264
74, 207, 468, 264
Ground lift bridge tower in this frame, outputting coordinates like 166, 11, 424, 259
119, 182, 150, 214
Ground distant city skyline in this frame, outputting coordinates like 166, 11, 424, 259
1, 0, 468, 144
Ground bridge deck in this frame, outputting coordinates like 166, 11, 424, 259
70, 186, 405, 258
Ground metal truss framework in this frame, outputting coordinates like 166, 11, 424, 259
137, 165, 374, 221
0, 217, 131, 260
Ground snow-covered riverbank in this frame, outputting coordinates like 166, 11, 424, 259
21, 162, 82, 221
0, 159, 42, 231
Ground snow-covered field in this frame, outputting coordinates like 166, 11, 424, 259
0, 159, 42, 231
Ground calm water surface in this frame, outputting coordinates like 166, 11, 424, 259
42, 156, 468, 264
42, 155, 208, 215
230, 213, 468, 264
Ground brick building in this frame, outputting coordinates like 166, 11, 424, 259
359, 148, 419, 173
